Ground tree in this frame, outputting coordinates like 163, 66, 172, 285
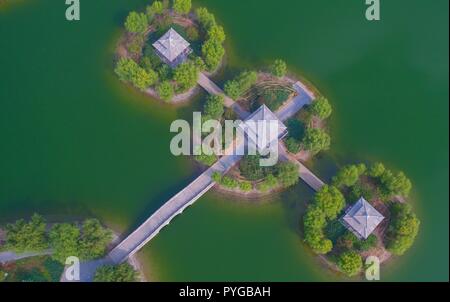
303, 205, 333, 255
173, 62, 199, 92
258, 174, 278, 192
386, 203, 420, 255
276, 162, 299, 188
78, 219, 113, 260
309, 97, 332, 120
115, 58, 157, 90
368, 162, 385, 178
5, 213, 48, 253
314, 185, 346, 220
196, 7, 216, 30
224, 71, 258, 99
49, 223, 80, 263
302, 127, 331, 155
146, 1, 164, 18
239, 181, 252, 192
173, 0, 191, 15
337, 251, 363, 277
203, 95, 224, 120
303, 205, 326, 230
332, 164, 366, 188
125, 11, 148, 34
270, 59, 287, 78
207, 25, 226, 43
156, 81, 174, 101
201, 38, 225, 71
239, 154, 270, 180
195, 153, 217, 167
94, 263, 138, 282
285, 137, 301, 154
186, 26, 200, 41
380, 170, 412, 197
223, 80, 240, 100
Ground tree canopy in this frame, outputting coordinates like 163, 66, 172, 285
156, 81, 174, 101
368, 162, 385, 178
270, 59, 287, 78
49, 223, 80, 263
4, 214, 48, 253
224, 71, 258, 100
146, 1, 165, 17
337, 251, 363, 277
309, 97, 332, 120
78, 219, 113, 260
332, 164, 366, 188
115, 58, 157, 91
314, 185, 346, 220
195, 7, 216, 30
302, 127, 331, 155
380, 170, 412, 198
276, 162, 299, 188
94, 263, 138, 282
203, 94, 225, 120
173, 0, 192, 15
207, 25, 226, 44
201, 38, 225, 72
125, 11, 148, 34
173, 61, 199, 92
386, 203, 420, 255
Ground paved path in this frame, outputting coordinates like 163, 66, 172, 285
276, 81, 315, 122
0, 250, 53, 264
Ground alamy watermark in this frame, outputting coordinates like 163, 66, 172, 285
65, 0, 80, 21
365, 256, 381, 281
365, 0, 381, 21
170, 113, 283, 167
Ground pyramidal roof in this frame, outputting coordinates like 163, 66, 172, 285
239, 105, 288, 151
342, 197, 384, 239
153, 28, 190, 62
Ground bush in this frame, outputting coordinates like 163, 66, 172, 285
201, 38, 225, 72
173, 62, 199, 92
332, 164, 366, 188
127, 34, 145, 57
355, 234, 378, 251
173, 0, 191, 15
368, 162, 386, 178
186, 26, 200, 41
257, 174, 278, 192
156, 81, 174, 101
125, 12, 148, 34
195, 153, 217, 166
270, 59, 287, 78
276, 162, 299, 188
336, 231, 358, 250
224, 71, 258, 100
239, 181, 252, 192
309, 97, 332, 119
302, 127, 331, 155
221, 176, 239, 189
386, 203, 420, 255
239, 154, 271, 181
337, 251, 363, 277
49, 223, 80, 263
212, 171, 222, 183
203, 94, 224, 120
5, 213, 48, 253
261, 89, 291, 111
285, 137, 301, 154
115, 58, 157, 90
78, 219, 113, 260
207, 25, 226, 43
303, 205, 333, 255
314, 185, 346, 220
146, 1, 164, 18
196, 7, 216, 30
380, 170, 412, 198
94, 263, 138, 282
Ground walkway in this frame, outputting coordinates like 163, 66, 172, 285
0, 250, 53, 264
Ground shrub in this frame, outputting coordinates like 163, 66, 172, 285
156, 81, 174, 101
221, 176, 239, 189
270, 59, 287, 78
195, 153, 217, 166
302, 127, 331, 155
186, 26, 200, 41
276, 162, 299, 188
224, 71, 258, 100
314, 185, 346, 220
207, 25, 226, 43
337, 251, 363, 277
336, 231, 358, 250
303, 205, 333, 255
94, 263, 138, 282
201, 38, 225, 71
146, 1, 164, 18
115, 58, 157, 90
196, 7, 216, 30
78, 219, 113, 260
5, 213, 48, 253
127, 34, 145, 57
261, 89, 291, 111
173, 61, 199, 92
386, 203, 420, 255
355, 234, 378, 251
239, 181, 252, 192
285, 137, 301, 154
380, 170, 412, 198
173, 0, 192, 15
239, 154, 271, 180
49, 223, 80, 263
332, 164, 366, 188
258, 174, 278, 192
309, 97, 332, 120
368, 162, 386, 178
212, 171, 222, 183
203, 95, 224, 120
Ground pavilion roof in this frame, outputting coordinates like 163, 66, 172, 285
342, 197, 385, 239
152, 28, 190, 62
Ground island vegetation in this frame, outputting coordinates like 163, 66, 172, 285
94, 263, 138, 282
115, 0, 227, 102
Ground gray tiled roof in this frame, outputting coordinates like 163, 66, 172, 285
342, 197, 384, 239
152, 28, 190, 62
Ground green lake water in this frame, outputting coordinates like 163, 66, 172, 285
0, 0, 448, 281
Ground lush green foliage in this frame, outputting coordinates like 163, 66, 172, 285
156, 81, 174, 101
239, 155, 271, 181
270, 59, 287, 78
207, 25, 226, 44
337, 251, 363, 277
195, 153, 217, 166
195, 7, 216, 30
257, 174, 279, 192
173, 62, 199, 92
201, 38, 225, 71
380, 170, 412, 198
302, 127, 331, 155
125, 11, 148, 34
49, 223, 80, 263
0, 256, 64, 282
146, 1, 165, 18
115, 58, 157, 90
368, 162, 385, 178
276, 162, 299, 188
332, 164, 366, 188
309, 97, 332, 119
173, 0, 191, 15
94, 263, 138, 282
284, 119, 305, 153
186, 26, 200, 41
314, 185, 346, 220
239, 181, 253, 192
5, 214, 48, 253
127, 34, 145, 57
386, 203, 420, 255
224, 71, 258, 100
285, 137, 301, 154
303, 205, 333, 254
260, 88, 291, 111
203, 95, 224, 120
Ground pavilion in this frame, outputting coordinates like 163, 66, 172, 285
153, 28, 192, 68
341, 197, 384, 240
239, 104, 288, 154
